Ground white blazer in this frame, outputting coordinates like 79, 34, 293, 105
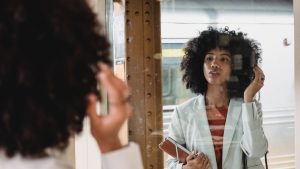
167, 95, 268, 169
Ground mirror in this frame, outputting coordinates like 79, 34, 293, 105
160, 0, 294, 168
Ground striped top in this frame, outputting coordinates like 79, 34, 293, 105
207, 106, 228, 169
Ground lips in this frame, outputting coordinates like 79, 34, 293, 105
209, 71, 221, 77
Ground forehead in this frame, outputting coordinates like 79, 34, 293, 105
206, 48, 230, 55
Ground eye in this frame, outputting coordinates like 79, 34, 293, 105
205, 55, 213, 62
220, 56, 231, 64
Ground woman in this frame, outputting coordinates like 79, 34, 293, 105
167, 27, 268, 169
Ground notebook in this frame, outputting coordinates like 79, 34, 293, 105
158, 137, 190, 163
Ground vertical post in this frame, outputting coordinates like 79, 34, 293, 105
125, 0, 163, 168
294, 0, 300, 167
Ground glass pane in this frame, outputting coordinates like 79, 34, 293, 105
160, 0, 294, 168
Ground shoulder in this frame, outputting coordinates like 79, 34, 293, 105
175, 95, 204, 114
0, 151, 71, 169
229, 97, 244, 106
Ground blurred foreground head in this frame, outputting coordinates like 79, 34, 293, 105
0, 0, 111, 157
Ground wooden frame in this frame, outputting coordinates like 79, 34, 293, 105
125, 0, 163, 168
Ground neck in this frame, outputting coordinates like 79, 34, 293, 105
205, 84, 229, 108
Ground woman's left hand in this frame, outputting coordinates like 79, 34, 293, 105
244, 66, 265, 103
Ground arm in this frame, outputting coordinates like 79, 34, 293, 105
167, 107, 186, 169
240, 100, 268, 158
86, 63, 143, 169
241, 66, 268, 157
101, 143, 143, 169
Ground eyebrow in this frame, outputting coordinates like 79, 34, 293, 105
206, 53, 231, 56
221, 54, 231, 57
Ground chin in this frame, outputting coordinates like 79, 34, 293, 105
208, 80, 227, 86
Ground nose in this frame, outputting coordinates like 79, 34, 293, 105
211, 59, 220, 69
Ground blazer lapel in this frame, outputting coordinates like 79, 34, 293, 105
193, 96, 217, 168
222, 99, 242, 165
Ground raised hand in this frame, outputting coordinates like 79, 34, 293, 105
86, 63, 132, 153
244, 66, 265, 102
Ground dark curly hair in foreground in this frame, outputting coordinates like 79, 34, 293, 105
0, 0, 111, 157
181, 26, 262, 98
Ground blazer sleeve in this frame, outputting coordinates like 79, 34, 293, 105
240, 100, 268, 158
101, 142, 143, 169
166, 107, 185, 169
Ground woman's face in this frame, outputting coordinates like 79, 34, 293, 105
203, 48, 232, 86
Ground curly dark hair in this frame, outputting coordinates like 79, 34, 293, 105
181, 26, 262, 98
0, 0, 111, 157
